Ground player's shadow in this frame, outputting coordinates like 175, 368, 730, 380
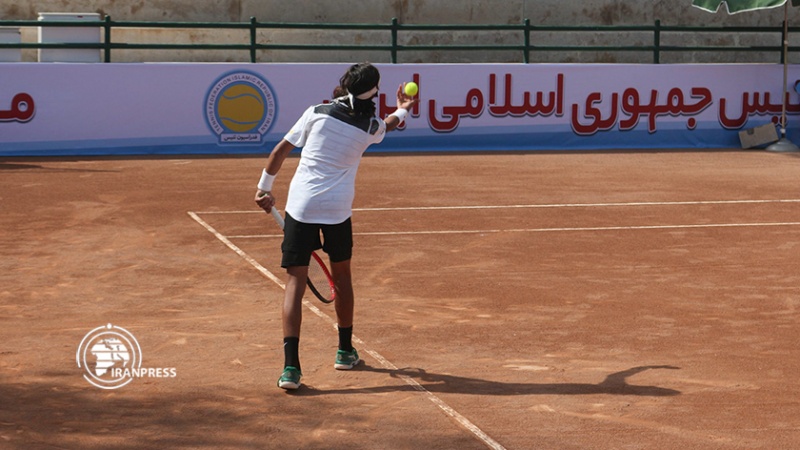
295, 364, 681, 397
0, 162, 43, 170
0, 161, 118, 172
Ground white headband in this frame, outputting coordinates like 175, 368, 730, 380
355, 86, 378, 100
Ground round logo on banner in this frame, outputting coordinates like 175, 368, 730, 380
205, 71, 277, 145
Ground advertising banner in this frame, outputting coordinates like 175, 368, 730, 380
1, 63, 798, 156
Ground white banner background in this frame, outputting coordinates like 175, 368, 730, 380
1, 63, 797, 155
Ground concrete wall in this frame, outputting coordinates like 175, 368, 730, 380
5, 0, 799, 25
3, 0, 800, 63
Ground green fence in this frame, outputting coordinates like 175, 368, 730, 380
0, 16, 797, 64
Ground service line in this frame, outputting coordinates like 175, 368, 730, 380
194, 198, 800, 216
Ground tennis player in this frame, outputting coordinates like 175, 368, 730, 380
255, 63, 417, 390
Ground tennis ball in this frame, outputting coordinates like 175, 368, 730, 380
404, 81, 418, 97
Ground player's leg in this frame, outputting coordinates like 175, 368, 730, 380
282, 265, 307, 337
330, 259, 360, 369
322, 218, 360, 370
321, 217, 354, 329
278, 213, 317, 390
331, 259, 354, 329
277, 265, 307, 389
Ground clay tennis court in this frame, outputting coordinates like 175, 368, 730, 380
2, 149, 800, 449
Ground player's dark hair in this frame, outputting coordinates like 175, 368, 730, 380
336, 62, 380, 117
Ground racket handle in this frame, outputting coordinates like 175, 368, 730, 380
270, 207, 285, 229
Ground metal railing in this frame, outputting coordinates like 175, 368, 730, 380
0, 16, 797, 64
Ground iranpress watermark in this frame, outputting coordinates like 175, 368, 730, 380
76, 324, 176, 389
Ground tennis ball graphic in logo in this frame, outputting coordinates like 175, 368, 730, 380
217, 83, 266, 133
205, 71, 277, 144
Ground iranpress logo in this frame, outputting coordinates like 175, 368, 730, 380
76, 324, 176, 390
204, 70, 277, 145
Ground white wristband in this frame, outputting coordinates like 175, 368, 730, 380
389, 108, 409, 123
257, 168, 275, 191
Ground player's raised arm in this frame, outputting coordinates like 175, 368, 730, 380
384, 83, 419, 132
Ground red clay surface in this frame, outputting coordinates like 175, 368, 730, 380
2, 150, 800, 449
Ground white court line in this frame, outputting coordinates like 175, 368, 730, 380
224, 221, 800, 239
212, 199, 800, 239
355, 198, 800, 212
193, 198, 800, 215
356, 221, 800, 235
187, 211, 507, 450
187, 212, 285, 288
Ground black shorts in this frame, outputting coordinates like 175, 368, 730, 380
281, 212, 353, 268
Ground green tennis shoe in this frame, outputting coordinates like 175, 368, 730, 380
334, 348, 361, 370
277, 366, 302, 390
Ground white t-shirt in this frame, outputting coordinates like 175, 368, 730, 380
284, 101, 386, 224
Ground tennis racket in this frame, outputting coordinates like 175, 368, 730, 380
270, 207, 337, 304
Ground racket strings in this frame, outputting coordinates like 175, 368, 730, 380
307, 253, 336, 302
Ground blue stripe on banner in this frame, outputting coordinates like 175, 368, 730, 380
0, 124, 790, 156
368, 125, 748, 152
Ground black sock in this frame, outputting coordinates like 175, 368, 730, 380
283, 337, 300, 372
338, 326, 353, 352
